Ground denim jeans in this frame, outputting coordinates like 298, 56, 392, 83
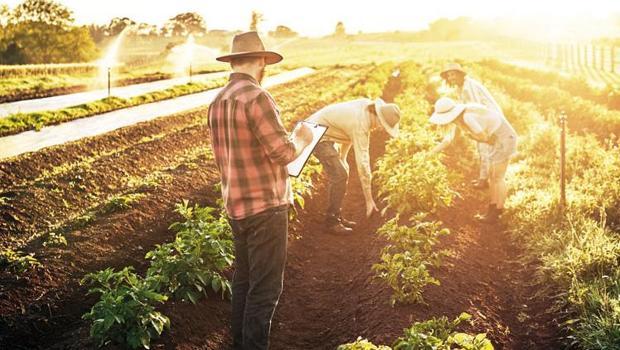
313, 141, 349, 224
228, 205, 289, 350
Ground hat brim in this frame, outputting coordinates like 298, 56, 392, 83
440, 68, 466, 80
216, 51, 283, 65
374, 98, 399, 138
429, 103, 466, 125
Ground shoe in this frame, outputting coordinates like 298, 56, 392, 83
339, 216, 357, 228
476, 205, 500, 224
326, 222, 353, 234
471, 179, 489, 190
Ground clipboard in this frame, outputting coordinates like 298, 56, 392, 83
287, 121, 328, 177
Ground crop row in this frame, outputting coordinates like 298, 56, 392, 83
472, 63, 620, 349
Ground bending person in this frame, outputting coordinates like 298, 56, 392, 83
440, 63, 505, 190
307, 98, 401, 233
430, 97, 517, 224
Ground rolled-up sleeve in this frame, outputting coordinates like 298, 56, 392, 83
247, 92, 296, 165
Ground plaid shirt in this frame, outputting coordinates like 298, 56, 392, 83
208, 73, 296, 220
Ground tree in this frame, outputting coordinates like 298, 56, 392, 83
0, 0, 98, 64
250, 11, 263, 31
11, 0, 73, 27
334, 21, 346, 37
135, 23, 159, 37
269, 25, 298, 38
107, 17, 135, 36
164, 12, 206, 37
88, 24, 107, 43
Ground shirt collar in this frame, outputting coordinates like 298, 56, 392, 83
230, 72, 259, 85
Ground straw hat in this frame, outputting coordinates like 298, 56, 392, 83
440, 63, 467, 80
374, 98, 400, 138
216, 31, 283, 65
429, 97, 466, 125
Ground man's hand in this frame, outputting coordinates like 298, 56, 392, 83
291, 123, 313, 157
293, 123, 313, 146
365, 199, 379, 218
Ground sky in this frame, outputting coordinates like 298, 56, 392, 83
2, 0, 620, 37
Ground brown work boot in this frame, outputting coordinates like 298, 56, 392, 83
339, 216, 357, 228
327, 222, 353, 234
476, 204, 500, 224
471, 178, 489, 190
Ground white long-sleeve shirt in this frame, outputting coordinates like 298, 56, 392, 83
307, 99, 374, 204
439, 77, 504, 149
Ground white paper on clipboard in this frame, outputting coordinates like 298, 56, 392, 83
287, 121, 328, 177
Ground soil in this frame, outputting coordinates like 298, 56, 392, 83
0, 71, 563, 350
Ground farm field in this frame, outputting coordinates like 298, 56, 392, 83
1, 1, 620, 349
1, 56, 618, 350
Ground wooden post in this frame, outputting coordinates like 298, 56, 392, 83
560, 111, 567, 211
107, 67, 111, 98
592, 44, 596, 69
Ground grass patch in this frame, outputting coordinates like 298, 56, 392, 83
0, 78, 227, 136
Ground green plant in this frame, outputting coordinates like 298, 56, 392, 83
337, 337, 392, 350
81, 267, 170, 349
0, 248, 41, 273
145, 201, 234, 303
339, 313, 493, 350
392, 313, 493, 350
373, 215, 449, 305
42, 231, 67, 247
101, 193, 146, 214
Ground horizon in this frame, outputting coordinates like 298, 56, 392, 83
2, 0, 620, 39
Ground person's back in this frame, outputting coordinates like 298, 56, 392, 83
209, 73, 293, 220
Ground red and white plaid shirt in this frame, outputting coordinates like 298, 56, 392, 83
208, 73, 296, 220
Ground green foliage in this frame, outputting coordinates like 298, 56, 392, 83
392, 313, 493, 350
474, 62, 620, 349
0, 248, 41, 273
0, 0, 98, 64
337, 337, 392, 350
145, 201, 234, 303
0, 78, 226, 136
373, 215, 449, 305
101, 193, 145, 214
81, 267, 170, 349
339, 314, 493, 350
42, 231, 67, 247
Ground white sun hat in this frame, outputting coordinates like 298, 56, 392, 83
374, 98, 400, 138
429, 97, 466, 125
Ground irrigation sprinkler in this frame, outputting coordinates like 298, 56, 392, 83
560, 111, 567, 211
107, 66, 111, 98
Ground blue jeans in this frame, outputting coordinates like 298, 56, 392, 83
313, 141, 348, 224
228, 205, 289, 350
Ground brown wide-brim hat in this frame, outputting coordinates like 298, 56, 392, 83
440, 62, 467, 80
216, 31, 283, 65
374, 98, 400, 138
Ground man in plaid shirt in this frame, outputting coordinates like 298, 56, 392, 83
209, 31, 312, 350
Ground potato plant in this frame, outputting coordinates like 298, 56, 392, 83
81, 267, 170, 349
145, 201, 234, 303
373, 215, 449, 305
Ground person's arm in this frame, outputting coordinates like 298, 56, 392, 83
463, 113, 495, 144
351, 129, 377, 217
431, 124, 456, 154
247, 92, 310, 165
